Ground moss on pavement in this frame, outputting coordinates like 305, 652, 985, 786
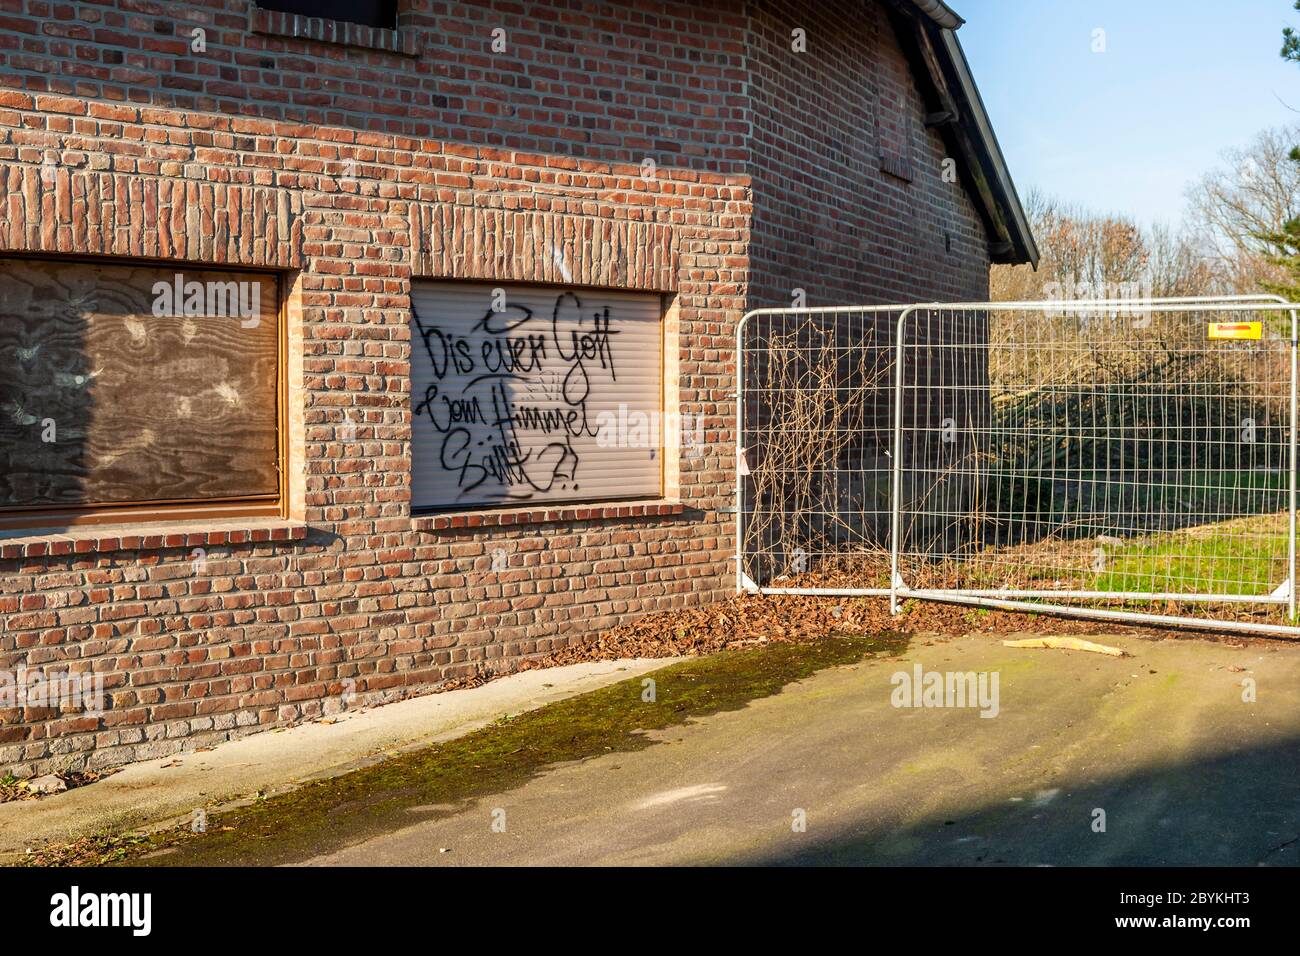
21, 632, 907, 867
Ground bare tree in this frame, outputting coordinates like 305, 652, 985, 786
1185, 124, 1300, 289
1145, 223, 1223, 297
992, 192, 1224, 302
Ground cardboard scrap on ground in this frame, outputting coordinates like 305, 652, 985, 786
1002, 636, 1127, 657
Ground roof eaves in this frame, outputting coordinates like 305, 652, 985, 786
936, 26, 1039, 266
906, 0, 965, 30
891, 0, 1039, 266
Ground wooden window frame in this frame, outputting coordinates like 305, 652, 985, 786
0, 253, 289, 532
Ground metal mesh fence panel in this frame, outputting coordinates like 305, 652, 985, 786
736, 307, 902, 593
737, 298, 1299, 637
891, 301, 1298, 635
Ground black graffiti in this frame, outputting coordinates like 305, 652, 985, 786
438, 422, 578, 498
417, 325, 475, 378
413, 381, 484, 433
480, 333, 547, 375
552, 291, 618, 406
412, 292, 618, 501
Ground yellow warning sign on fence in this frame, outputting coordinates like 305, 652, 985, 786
1208, 321, 1262, 340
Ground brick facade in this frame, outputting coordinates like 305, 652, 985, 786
747, 0, 990, 306
0, 0, 991, 775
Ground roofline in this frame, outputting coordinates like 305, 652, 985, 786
890, 1, 1039, 266
938, 27, 1038, 265
907, 0, 965, 30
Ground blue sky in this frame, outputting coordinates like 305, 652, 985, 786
957, 0, 1300, 228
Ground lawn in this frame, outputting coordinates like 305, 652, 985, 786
1093, 511, 1291, 598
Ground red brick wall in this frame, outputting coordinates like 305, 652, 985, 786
0, 0, 991, 775
746, 0, 990, 307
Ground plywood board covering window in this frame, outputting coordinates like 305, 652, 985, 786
0, 258, 281, 523
409, 282, 663, 510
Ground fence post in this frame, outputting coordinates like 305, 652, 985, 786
734, 310, 754, 595
1290, 305, 1298, 622
889, 306, 917, 615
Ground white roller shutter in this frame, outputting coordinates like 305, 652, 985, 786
409, 282, 663, 510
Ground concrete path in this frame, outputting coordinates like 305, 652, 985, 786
0, 658, 675, 862
299, 633, 1300, 866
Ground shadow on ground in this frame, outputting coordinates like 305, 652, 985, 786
742, 735, 1300, 867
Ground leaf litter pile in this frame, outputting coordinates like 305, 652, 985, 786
0, 769, 119, 805
439, 592, 1184, 693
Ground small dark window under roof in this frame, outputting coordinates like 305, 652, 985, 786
255, 0, 398, 30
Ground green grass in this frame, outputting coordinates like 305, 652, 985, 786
974, 466, 1292, 596
1093, 513, 1290, 596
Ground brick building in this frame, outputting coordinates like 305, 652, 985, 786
0, 0, 1034, 775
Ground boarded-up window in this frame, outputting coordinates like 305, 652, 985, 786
409, 282, 663, 510
0, 258, 280, 522
256, 0, 397, 29
873, 24, 916, 183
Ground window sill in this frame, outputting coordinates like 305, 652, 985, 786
0, 518, 308, 560
250, 7, 417, 56
412, 500, 685, 532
